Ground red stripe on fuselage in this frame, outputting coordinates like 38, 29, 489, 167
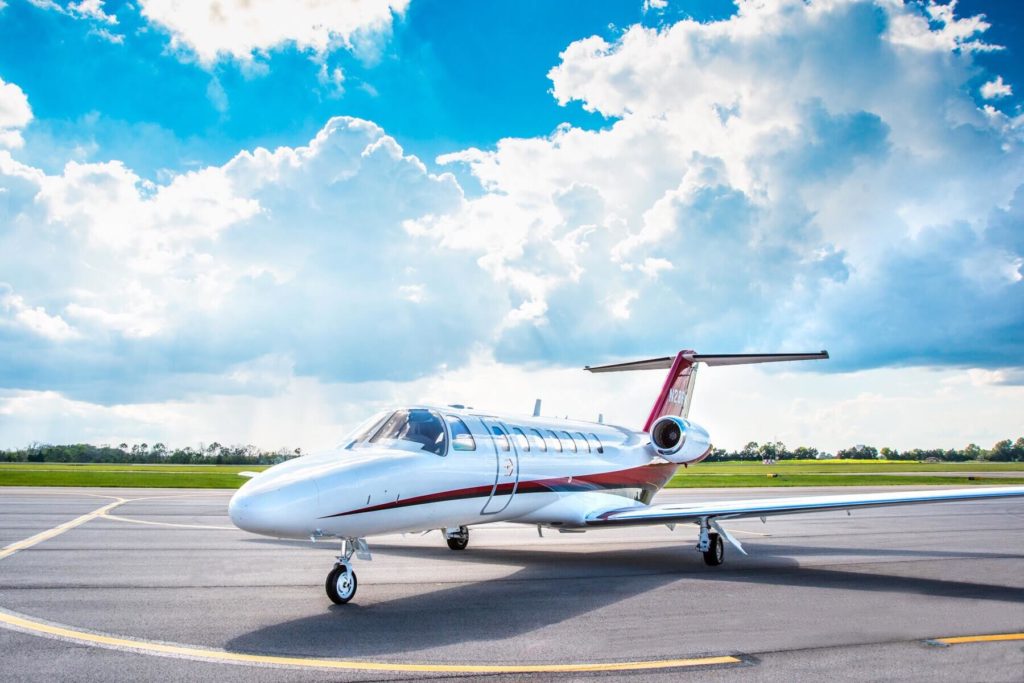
318, 462, 679, 519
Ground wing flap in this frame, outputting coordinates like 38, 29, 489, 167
585, 486, 1024, 527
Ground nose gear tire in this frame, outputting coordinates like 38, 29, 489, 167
326, 565, 358, 604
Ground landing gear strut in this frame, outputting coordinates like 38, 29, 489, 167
444, 525, 469, 550
697, 518, 724, 566
326, 537, 369, 604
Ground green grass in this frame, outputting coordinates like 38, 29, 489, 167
667, 474, 1024, 487
666, 459, 1024, 487
0, 463, 268, 488
2, 460, 1023, 489
683, 459, 1024, 474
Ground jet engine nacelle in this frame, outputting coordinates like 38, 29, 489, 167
649, 415, 712, 464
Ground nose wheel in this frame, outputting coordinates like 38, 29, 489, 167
326, 564, 357, 604
325, 537, 369, 605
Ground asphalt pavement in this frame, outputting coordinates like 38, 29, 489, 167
0, 486, 1021, 681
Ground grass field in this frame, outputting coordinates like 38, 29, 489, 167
1, 460, 1023, 489
666, 459, 1024, 488
0, 463, 269, 488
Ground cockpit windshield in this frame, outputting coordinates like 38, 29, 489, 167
341, 411, 390, 450
367, 408, 448, 456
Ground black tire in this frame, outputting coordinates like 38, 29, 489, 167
446, 527, 469, 551
326, 565, 357, 604
702, 533, 724, 566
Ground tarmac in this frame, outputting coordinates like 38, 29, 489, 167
0, 485, 1022, 681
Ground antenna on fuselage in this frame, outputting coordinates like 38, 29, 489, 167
532, 399, 542, 417
598, 413, 604, 424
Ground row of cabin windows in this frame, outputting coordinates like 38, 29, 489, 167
445, 414, 603, 455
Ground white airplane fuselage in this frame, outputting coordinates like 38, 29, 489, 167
226, 350, 1024, 606
229, 406, 705, 540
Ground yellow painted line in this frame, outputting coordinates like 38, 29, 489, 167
0, 499, 125, 561
100, 513, 236, 531
0, 608, 739, 674
729, 528, 771, 537
930, 633, 1024, 646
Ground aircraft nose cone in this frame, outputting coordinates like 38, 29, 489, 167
229, 477, 319, 538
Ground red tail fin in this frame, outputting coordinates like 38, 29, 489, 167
643, 351, 697, 431
585, 350, 829, 433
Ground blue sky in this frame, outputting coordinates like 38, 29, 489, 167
0, 0, 1022, 450
0, 0, 722, 177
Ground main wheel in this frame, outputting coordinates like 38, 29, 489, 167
445, 526, 469, 550
326, 564, 358, 604
702, 532, 724, 566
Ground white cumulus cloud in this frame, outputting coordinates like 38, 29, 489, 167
0, 77, 32, 149
2, 1, 1023, 450
420, 0, 1023, 369
980, 75, 1012, 100
137, 0, 410, 65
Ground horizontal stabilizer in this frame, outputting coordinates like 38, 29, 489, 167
584, 351, 828, 373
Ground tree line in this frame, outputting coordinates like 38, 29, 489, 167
0, 442, 302, 465
2, 436, 1023, 464
704, 437, 1024, 462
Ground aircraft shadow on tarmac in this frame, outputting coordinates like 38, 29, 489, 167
225, 541, 1024, 659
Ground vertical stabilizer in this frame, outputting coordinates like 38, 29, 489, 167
585, 350, 828, 433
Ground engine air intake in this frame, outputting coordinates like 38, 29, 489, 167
652, 416, 686, 455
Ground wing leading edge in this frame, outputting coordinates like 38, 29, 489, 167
585, 486, 1024, 527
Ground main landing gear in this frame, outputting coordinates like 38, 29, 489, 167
326, 537, 369, 605
444, 525, 469, 550
697, 518, 725, 566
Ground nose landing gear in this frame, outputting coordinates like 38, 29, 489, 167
326, 564, 357, 604
326, 537, 369, 605
444, 525, 469, 550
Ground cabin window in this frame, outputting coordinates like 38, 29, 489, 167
511, 427, 531, 452
491, 425, 511, 452
560, 431, 577, 453
369, 408, 447, 456
445, 415, 476, 452
589, 433, 604, 454
574, 432, 591, 453
528, 428, 547, 452
546, 429, 563, 452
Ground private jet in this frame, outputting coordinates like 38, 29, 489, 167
228, 349, 1024, 604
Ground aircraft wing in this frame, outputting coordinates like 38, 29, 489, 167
586, 486, 1024, 528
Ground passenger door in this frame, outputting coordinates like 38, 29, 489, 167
478, 419, 520, 515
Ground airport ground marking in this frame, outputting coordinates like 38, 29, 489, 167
926, 633, 1024, 647
100, 512, 237, 531
0, 498, 126, 561
0, 607, 740, 674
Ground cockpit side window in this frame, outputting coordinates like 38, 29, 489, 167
491, 425, 511, 452
528, 428, 547, 452
446, 415, 476, 452
511, 427, 530, 452
369, 408, 447, 456
589, 433, 604, 454
546, 429, 563, 453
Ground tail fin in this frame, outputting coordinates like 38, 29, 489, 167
585, 350, 828, 432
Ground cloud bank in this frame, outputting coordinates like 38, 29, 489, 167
1, 0, 1022, 447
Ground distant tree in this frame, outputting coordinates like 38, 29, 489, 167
792, 446, 819, 460
837, 444, 878, 460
